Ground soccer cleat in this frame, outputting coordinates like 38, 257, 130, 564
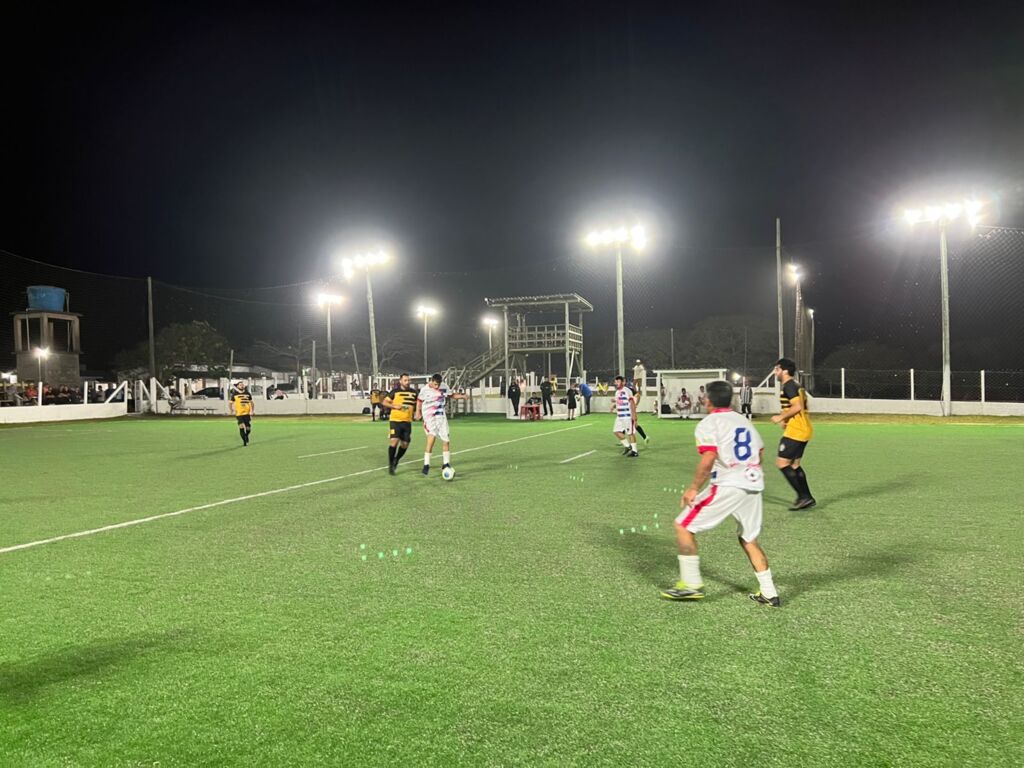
442, 463, 451, 469
622, 447, 633, 456
789, 497, 817, 511
421, 464, 430, 475
660, 583, 705, 601
749, 592, 782, 607
388, 463, 396, 476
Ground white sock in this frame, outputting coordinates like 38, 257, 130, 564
442, 451, 450, 465
620, 439, 631, 449
678, 555, 703, 588
755, 568, 778, 599
423, 453, 431, 466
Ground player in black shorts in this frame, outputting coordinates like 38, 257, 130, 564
382, 373, 417, 474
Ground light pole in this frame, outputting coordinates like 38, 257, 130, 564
417, 305, 437, 373
807, 308, 815, 392
482, 316, 499, 351
788, 264, 804, 372
34, 347, 49, 406
904, 199, 984, 416
315, 292, 344, 392
584, 224, 647, 376
341, 249, 390, 384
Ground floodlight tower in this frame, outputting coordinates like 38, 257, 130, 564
903, 199, 984, 416
417, 304, 438, 373
584, 224, 647, 376
315, 292, 344, 379
788, 264, 804, 372
481, 315, 499, 350
341, 249, 389, 382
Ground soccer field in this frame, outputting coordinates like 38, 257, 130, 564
1, 414, 1021, 767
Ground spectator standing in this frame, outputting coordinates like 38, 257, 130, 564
578, 379, 593, 415
539, 375, 554, 416
740, 378, 753, 419
632, 359, 647, 395
508, 377, 521, 417
566, 384, 578, 420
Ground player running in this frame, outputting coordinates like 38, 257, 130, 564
660, 380, 780, 606
229, 381, 254, 446
382, 373, 417, 475
414, 373, 467, 476
612, 374, 639, 458
771, 357, 816, 510
628, 380, 650, 445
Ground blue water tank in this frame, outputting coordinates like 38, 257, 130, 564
27, 286, 67, 312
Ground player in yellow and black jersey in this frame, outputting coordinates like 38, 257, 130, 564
230, 381, 254, 446
382, 373, 417, 474
771, 358, 815, 510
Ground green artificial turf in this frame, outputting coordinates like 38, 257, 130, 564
1, 414, 1022, 766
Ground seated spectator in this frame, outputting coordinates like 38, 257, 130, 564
675, 388, 692, 415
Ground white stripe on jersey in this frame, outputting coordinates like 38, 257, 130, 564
693, 409, 765, 491
614, 387, 634, 417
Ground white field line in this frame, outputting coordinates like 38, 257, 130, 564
0, 422, 592, 555
559, 450, 596, 464
298, 446, 368, 459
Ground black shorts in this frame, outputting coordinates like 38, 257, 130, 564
236, 415, 251, 427
778, 436, 808, 461
389, 421, 412, 443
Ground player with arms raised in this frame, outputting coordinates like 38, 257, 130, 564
771, 357, 816, 510
382, 373, 417, 475
660, 380, 781, 607
414, 373, 467, 476
229, 381, 254, 446
612, 374, 639, 458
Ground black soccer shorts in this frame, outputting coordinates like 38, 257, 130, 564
778, 436, 807, 461
236, 415, 251, 427
389, 421, 412, 443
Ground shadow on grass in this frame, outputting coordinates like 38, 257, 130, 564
0, 628, 193, 704
818, 477, 918, 506
784, 547, 919, 601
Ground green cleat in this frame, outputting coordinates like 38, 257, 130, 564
659, 582, 705, 601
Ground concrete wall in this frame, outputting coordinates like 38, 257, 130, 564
0, 402, 128, 424
810, 397, 1024, 417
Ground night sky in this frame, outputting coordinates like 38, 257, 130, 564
3, 1, 1023, 368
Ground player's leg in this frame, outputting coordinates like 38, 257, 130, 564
731, 491, 780, 606
614, 425, 632, 454
635, 421, 648, 442
776, 439, 814, 509
237, 417, 248, 445
661, 485, 733, 600
422, 432, 436, 474
661, 516, 704, 600
790, 456, 815, 508
740, 538, 781, 607
388, 424, 400, 473
441, 439, 451, 468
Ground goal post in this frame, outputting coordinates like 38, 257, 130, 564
654, 368, 728, 419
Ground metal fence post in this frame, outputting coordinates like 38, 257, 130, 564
841, 367, 846, 399
910, 368, 915, 401
980, 369, 985, 403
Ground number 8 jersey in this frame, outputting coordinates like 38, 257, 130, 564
693, 408, 765, 491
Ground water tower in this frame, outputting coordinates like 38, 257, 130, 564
12, 286, 83, 387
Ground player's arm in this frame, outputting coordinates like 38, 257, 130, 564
771, 392, 803, 424
630, 394, 637, 422
229, 397, 235, 416
381, 390, 397, 409
682, 450, 717, 508
414, 393, 423, 421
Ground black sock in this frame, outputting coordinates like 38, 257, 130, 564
780, 465, 802, 496
636, 424, 647, 439
388, 445, 396, 464
794, 466, 812, 498
395, 445, 408, 461
239, 428, 247, 443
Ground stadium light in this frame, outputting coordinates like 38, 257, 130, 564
34, 347, 49, 405
787, 265, 806, 375
481, 315, 500, 350
903, 197, 986, 415
339, 248, 390, 381
313, 293, 344, 381
584, 223, 648, 375
417, 304, 438, 373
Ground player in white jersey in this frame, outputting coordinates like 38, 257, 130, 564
659, 380, 781, 607
611, 375, 639, 458
414, 373, 466, 476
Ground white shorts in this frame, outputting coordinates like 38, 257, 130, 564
674, 484, 763, 542
423, 415, 450, 443
613, 416, 635, 435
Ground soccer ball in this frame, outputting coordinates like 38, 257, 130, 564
441, 466, 456, 481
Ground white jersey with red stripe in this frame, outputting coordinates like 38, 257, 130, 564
693, 408, 765, 491
417, 384, 449, 419
613, 386, 634, 417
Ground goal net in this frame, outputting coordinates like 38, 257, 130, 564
655, 368, 728, 419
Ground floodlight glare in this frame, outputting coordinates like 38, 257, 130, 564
904, 209, 923, 225
481, 316, 499, 328
416, 304, 437, 318
34, 347, 50, 359
315, 292, 344, 307
904, 198, 985, 229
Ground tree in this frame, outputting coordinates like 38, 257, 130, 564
678, 316, 777, 377
113, 321, 230, 380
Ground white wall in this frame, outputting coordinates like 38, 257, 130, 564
0, 402, 128, 424
810, 397, 1024, 417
